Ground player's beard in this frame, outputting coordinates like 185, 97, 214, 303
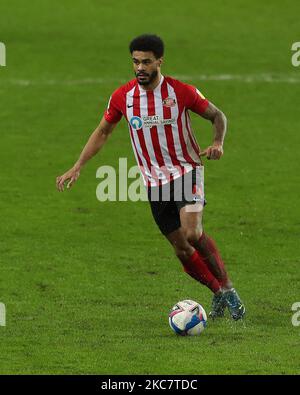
136, 70, 158, 86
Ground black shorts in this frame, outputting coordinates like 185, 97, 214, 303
147, 167, 206, 236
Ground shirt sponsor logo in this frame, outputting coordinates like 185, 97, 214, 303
160, 118, 176, 126
162, 97, 176, 107
130, 115, 176, 129
129, 116, 143, 130
142, 115, 176, 128
142, 115, 160, 127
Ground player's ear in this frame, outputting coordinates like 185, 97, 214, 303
158, 57, 163, 67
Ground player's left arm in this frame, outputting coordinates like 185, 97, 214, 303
183, 81, 227, 160
200, 101, 227, 160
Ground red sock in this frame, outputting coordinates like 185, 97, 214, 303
181, 250, 221, 293
195, 233, 229, 288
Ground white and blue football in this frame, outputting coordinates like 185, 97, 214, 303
169, 299, 207, 336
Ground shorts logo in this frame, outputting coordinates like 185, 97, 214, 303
130, 116, 143, 130
193, 195, 202, 202
192, 184, 204, 202
163, 97, 176, 107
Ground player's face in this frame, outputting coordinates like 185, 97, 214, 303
132, 51, 162, 86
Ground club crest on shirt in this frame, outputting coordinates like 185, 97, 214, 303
162, 97, 176, 107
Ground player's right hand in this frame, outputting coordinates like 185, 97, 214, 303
56, 166, 81, 192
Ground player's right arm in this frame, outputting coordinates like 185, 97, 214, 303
56, 117, 117, 192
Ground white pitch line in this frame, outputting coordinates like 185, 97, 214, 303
176, 74, 300, 84
2, 73, 300, 86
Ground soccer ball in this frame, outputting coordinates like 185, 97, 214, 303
169, 299, 207, 336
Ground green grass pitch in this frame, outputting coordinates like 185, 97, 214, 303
0, 0, 299, 374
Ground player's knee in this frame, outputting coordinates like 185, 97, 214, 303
174, 244, 194, 263
184, 227, 203, 245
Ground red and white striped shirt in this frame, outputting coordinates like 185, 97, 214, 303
104, 76, 209, 187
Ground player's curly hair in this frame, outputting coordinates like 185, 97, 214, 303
129, 34, 164, 59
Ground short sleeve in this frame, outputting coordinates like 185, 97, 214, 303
183, 83, 209, 115
104, 89, 123, 124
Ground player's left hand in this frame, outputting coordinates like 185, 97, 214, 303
200, 143, 223, 160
